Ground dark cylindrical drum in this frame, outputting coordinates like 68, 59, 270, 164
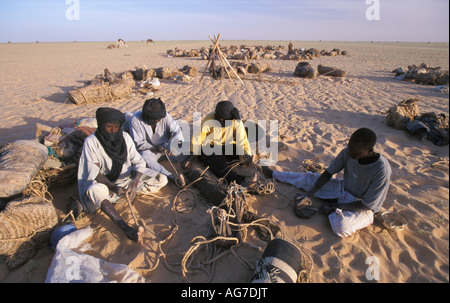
251, 238, 302, 283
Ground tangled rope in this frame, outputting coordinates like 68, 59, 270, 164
127, 168, 210, 275
127, 178, 274, 282
176, 182, 258, 282
254, 178, 276, 195
179, 181, 287, 282
301, 158, 325, 174
209, 182, 248, 240
124, 161, 311, 283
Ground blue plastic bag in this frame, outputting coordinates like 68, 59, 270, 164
50, 223, 78, 249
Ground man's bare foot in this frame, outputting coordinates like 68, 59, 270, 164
136, 226, 144, 244
175, 174, 186, 188
124, 225, 145, 243
168, 174, 186, 188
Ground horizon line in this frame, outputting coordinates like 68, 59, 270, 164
2, 39, 449, 44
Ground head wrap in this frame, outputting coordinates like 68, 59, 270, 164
95, 107, 127, 181
214, 101, 240, 126
142, 98, 166, 125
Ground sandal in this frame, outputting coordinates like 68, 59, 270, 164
68, 196, 84, 220
294, 197, 318, 219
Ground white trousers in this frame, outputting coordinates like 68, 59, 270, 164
86, 174, 168, 209
273, 171, 374, 237
140, 150, 172, 177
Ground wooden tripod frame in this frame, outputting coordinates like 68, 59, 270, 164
199, 33, 244, 90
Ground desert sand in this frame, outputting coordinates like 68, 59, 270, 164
0, 40, 448, 283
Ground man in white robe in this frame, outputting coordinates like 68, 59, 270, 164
129, 98, 185, 187
78, 107, 167, 242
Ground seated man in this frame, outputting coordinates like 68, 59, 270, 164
183, 101, 258, 187
78, 107, 168, 243
128, 98, 186, 187
264, 128, 391, 237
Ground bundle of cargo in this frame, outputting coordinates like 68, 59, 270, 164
320, 48, 347, 56
179, 65, 198, 77
131, 67, 156, 81
386, 98, 449, 146
68, 68, 135, 105
0, 195, 58, 269
0, 140, 48, 201
67, 82, 133, 105
393, 63, 449, 86
386, 98, 421, 130
294, 62, 317, 79
318, 64, 347, 77
166, 47, 207, 58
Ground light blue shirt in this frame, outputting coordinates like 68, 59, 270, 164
129, 111, 184, 152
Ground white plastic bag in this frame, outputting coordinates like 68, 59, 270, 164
45, 226, 145, 283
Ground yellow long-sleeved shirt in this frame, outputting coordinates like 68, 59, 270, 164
191, 111, 252, 156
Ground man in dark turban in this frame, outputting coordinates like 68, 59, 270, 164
78, 107, 168, 243
183, 101, 258, 187
214, 100, 241, 126
94, 107, 128, 181
129, 98, 186, 187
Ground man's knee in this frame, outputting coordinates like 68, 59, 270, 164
329, 209, 374, 237
86, 183, 110, 208
141, 150, 160, 163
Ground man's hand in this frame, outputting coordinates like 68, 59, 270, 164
127, 181, 138, 202
127, 172, 143, 202
110, 185, 126, 197
157, 145, 169, 154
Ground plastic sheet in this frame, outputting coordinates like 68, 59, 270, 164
45, 226, 145, 283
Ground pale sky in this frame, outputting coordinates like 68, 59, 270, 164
0, 0, 448, 43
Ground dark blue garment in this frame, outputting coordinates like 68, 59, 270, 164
406, 115, 449, 146
406, 120, 429, 139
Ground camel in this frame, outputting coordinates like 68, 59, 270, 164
117, 38, 128, 48
147, 39, 155, 45
107, 44, 116, 50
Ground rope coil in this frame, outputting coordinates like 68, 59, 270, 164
123, 163, 311, 282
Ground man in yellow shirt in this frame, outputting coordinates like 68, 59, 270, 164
183, 101, 257, 186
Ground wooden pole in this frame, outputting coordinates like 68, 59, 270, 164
214, 41, 238, 90
200, 33, 245, 89
199, 33, 222, 84
218, 48, 245, 86
208, 35, 245, 86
